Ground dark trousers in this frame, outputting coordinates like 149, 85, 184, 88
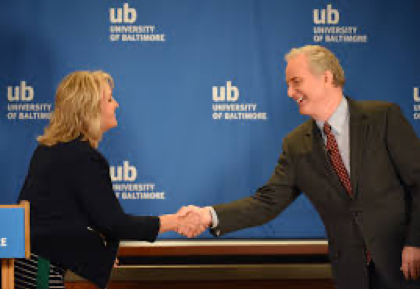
369, 262, 389, 289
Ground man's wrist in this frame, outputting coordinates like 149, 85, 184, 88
205, 206, 219, 228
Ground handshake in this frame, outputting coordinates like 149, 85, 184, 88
159, 206, 213, 238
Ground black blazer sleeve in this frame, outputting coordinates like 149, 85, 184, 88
386, 104, 420, 247
74, 148, 160, 242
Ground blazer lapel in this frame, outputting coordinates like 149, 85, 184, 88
348, 98, 369, 195
304, 120, 351, 201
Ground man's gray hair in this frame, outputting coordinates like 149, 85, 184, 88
285, 45, 345, 87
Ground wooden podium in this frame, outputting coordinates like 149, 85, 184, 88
0, 201, 30, 289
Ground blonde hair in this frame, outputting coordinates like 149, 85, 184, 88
285, 45, 345, 87
37, 70, 114, 148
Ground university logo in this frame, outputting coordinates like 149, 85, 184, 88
7, 81, 34, 102
313, 4, 340, 25
212, 81, 239, 102
109, 3, 137, 24
5, 81, 52, 121
212, 81, 267, 121
110, 161, 137, 182
414, 87, 420, 102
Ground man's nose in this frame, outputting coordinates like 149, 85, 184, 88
287, 85, 295, 98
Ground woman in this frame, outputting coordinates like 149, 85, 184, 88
15, 71, 197, 289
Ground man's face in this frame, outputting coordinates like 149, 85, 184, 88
285, 54, 329, 119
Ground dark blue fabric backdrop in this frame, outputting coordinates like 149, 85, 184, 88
1, 0, 419, 239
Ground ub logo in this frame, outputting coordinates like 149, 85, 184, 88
110, 161, 137, 182
212, 81, 239, 102
7, 81, 34, 102
414, 87, 420, 102
109, 3, 137, 24
313, 4, 340, 25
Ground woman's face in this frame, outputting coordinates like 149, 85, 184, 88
100, 82, 119, 134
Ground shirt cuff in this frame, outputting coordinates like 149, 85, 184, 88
208, 206, 219, 228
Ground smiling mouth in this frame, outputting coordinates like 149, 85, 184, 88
296, 96, 305, 104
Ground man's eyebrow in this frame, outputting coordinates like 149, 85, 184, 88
286, 77, 298, 84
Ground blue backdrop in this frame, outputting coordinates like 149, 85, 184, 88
1, 0, 419, 239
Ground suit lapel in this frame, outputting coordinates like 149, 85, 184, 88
300, 98, 369, 201
348, 98, 369, 195
304, 121, 351, 201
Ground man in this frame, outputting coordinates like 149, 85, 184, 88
180, 45, 420, 289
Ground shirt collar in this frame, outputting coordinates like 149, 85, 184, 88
316, 96, 349, 135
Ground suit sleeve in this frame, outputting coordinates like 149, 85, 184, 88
386, 104, 420, 247
212, 137, 301, 236
74, 151, 160, 242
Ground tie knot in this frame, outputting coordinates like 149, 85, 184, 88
323, 122, 332, 135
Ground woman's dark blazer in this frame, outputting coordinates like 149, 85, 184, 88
18, 138, 160, 289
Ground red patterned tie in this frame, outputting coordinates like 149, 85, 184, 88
323, 122, 371, 263
323, 122, 353, 197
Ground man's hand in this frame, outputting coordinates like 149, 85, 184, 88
175, 205, 213, 238
401, 246, 420, 280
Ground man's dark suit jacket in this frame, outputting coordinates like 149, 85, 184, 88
212, 99, 420, 289
18, 138, 160, 289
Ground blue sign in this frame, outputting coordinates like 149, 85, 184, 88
0, 0, 418, 239
0, 208, 26, 258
